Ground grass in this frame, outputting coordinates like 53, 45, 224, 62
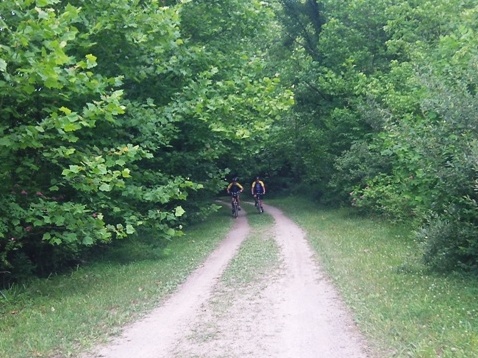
221, 204, 279, 287
271, 196, 478, 358
0, 206, 234, 358
188, 205, 280, 345
3, 196, 478, 357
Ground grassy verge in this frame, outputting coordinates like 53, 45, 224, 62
0, 206, 234, 358
221, 205, 279, 287
271, 196, 478, 358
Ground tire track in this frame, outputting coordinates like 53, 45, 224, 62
86, 211, 250, 358
85, 203, 371, 358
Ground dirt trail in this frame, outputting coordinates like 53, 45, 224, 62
85, 203, 371, 358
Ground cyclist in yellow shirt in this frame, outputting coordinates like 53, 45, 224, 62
226, 177, 244, 211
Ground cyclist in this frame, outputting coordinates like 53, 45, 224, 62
226, 177, 244, 212
251, 176, 266, 212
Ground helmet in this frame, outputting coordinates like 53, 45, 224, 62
255, 176, 260, 180
233, 177, 238, 182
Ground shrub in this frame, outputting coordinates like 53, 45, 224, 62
418, 208, 478, 274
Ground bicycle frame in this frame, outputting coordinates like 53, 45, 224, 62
254, 193, 264, 213
231, 192, 240, 218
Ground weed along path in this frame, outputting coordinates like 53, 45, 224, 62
85, 203, 371, 358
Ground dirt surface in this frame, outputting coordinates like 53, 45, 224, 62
85, 203, 372, 358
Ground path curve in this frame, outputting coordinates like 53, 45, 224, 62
85, 203, 371, 358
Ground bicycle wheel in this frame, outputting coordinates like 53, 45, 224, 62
232, 198, 239, 218
256, 195, 263, 213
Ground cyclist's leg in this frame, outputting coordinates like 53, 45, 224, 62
256, 193, 262, 213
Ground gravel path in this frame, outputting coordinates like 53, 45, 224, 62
85, 203, 371, 358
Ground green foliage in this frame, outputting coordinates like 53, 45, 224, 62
0, 0, 125, 278
418, 214, 478, 274
339, 1, 478, 272
277, 0, 325, 61
270, 0, 478, 273
268, 0, 394, 200
0, 0, 293, 282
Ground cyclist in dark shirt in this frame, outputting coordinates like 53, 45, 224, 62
251, 176, 266, 211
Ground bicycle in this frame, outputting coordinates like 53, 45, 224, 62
230, 192, 240, 218
253, 193, 264, 213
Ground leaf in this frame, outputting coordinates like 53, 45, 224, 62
69, 165, 81, 174
99, 183, 111, 192
45, 76, 61, 89
53, 215, 65, 226
0, 59, 7, 72
23, 84, 35, 94
85, 54, 97, 69
83, 236, 94, 245
126, 224, 135, 234
59, 106, 72, 115
64, 148, 76, 156
36, 0, 52, 7
64, 122, 81, 132
174, 206, 185, 217
64, 232, 77, 243
0, 136, 12, 147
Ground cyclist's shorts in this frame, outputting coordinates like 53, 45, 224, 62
230, 192, 240, 197
254, 193, 264, 200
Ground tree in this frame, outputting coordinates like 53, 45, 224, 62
334, 0, 478, 271
0, 0, 293, 281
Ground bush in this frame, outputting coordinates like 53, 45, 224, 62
418, 211, 478, 274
